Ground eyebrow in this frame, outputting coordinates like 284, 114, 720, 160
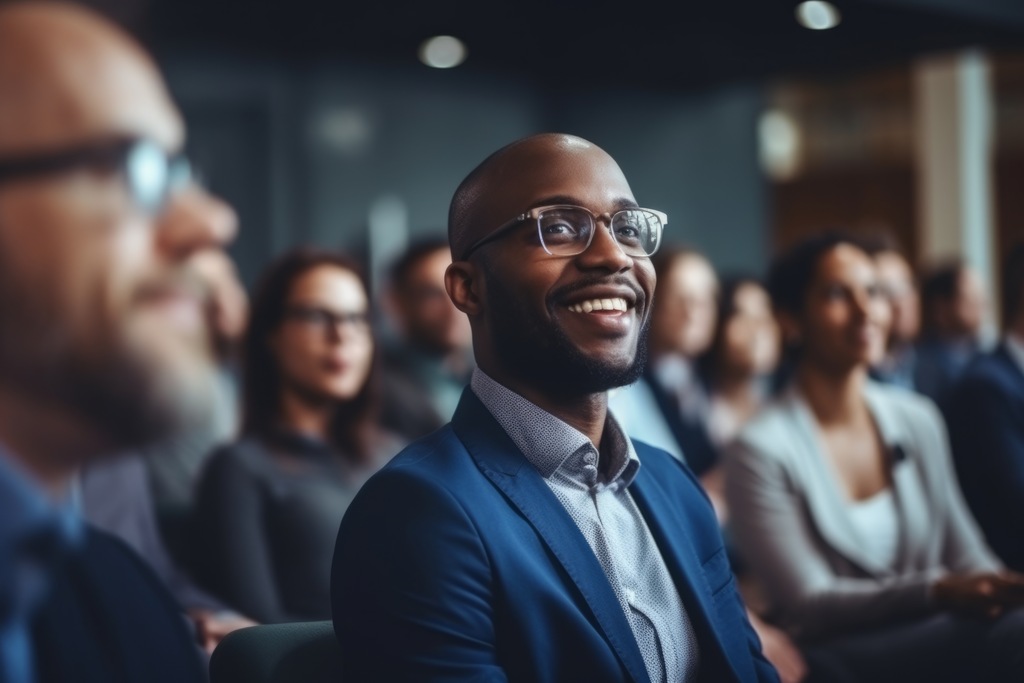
527, 195, 639, 212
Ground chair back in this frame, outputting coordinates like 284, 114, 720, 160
209, 620, 342, 683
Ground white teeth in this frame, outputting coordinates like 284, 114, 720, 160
568, 297, 629, 313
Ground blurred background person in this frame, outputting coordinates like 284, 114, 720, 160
194, 248, 399, 623
379, 237, 474, 440
610, 245, 720, 475
866, 238, 922, 390
915, 260, 988, 404
725, 233, 1024, 683
145, 248, 247, 517
945, 243, 1024, 572
702, 276, 781, 450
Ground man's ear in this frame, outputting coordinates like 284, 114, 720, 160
445, 261, 483, 316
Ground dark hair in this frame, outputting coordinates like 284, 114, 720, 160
242, 247, 378, 460
766, 231, 869, 316
1003, 243, 1024, 328
920, 261, 965, 307
389, 236, 449, 292
699, 275, 766, 378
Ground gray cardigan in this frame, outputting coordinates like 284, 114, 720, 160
724, 380, 1000, 641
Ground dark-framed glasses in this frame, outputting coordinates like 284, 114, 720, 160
0, 137, 193, 215
284, 305, 371, 335
460, 204, 667, 260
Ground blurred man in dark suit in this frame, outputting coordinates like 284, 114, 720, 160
946, 244, 1024, 572
0, 2, 236, 681
379, 237, 473, 440
916, 261, 988, 404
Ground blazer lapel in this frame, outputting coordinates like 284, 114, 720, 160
450, 390, 651, 683
628, 467, 742, 682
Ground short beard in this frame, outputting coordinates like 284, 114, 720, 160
485, 271, 649, 397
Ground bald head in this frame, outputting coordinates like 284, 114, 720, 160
0, 1, 180, 154
449, 133, 631, 261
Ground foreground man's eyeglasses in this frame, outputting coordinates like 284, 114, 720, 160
460, 204, 667, 260
0, 137, 193, 215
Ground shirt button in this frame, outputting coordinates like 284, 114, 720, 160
583, 452, 597, 466
624, 588, 637, 603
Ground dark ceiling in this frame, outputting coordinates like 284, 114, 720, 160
117, 0, 1024, 92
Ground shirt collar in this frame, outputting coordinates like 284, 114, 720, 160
0, 445, 83, 571
470, 368, 640, 488
1004, 334, 1024, 377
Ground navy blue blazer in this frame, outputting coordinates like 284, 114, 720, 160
31, 527, 206, 683
332, 389, 777, 682
945, 344, 1024, 571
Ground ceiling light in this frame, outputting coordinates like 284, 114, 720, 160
419, 36, 467, 69
795, 1, 841, 31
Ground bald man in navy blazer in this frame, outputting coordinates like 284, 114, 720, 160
332, 134, 777, 682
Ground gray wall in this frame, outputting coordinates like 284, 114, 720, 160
162, 54, 768, 285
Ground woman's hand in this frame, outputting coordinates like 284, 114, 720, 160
932, 572, 1024, 619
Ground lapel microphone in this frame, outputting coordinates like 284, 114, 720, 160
888, 444, 907, 466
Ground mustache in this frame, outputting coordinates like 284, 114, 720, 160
131, 266, 211, 309
548, 275, 646, 308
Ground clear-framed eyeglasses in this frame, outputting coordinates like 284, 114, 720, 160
460, 204, 667, 261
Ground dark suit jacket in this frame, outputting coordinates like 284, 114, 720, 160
945, 344, 1024, 571
642, 372, 719, 476
332, 389, 777, 682
32, 528, 206, 683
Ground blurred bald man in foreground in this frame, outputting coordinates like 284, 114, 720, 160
0, 2, 236, 682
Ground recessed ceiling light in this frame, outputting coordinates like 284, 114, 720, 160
795, 1, 841, 31
419, 36, 467, 69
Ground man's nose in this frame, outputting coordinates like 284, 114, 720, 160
576, 219, 632, 272
155, 186, 238, 258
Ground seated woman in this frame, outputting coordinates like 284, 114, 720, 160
703, 275, 781, 451
724, 233, 1024, 683
195, 248, 399, 623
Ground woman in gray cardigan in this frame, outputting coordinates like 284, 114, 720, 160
724, 234, 1024, 682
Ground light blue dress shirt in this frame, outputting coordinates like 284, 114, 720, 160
0, 447, 82, 683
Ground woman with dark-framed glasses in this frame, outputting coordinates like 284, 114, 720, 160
194, 247, 401, 624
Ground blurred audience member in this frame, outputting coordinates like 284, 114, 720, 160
725, 233, 1024, 683
379, 237, 474, 440
79, 457, 255, 655
703, 276, 781, 449
866, 239, 921, 390
945, 243, 1024, 572
0, 3, 236, 681
610, 246, 719, 474
915, 261, 987, 404
195, 248, 399, 623
144, 249, 246, 515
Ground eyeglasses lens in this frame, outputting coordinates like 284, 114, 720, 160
612, 209, 661, 256
125, 141, 192, 214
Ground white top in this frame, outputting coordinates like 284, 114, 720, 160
846, 488, 900, 570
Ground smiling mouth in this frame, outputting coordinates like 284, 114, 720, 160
567, 297, 630, 313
